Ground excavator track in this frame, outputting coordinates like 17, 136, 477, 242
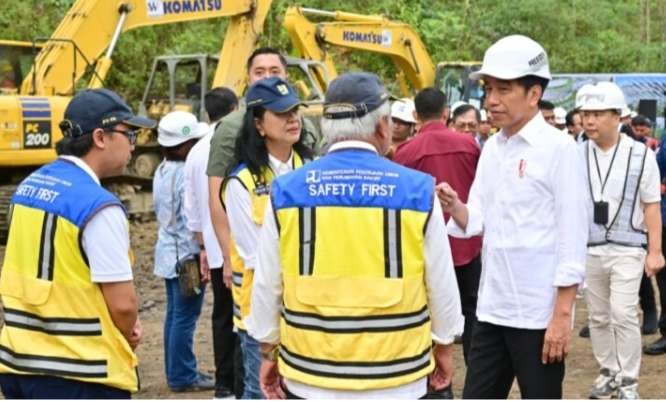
0, 184, 17, 245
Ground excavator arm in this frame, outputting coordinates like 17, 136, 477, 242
21, 0, 259, 96
284, 6, 436, 97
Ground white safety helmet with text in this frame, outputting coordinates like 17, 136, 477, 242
470, 35, 551, 81
577, 82, 626, 112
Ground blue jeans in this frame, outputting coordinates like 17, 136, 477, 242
238, 329, 263, 399
164, 277, 205, 388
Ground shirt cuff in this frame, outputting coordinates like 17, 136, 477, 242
246, 316, 280, 345
553, 261, 586, 287
445, 207, 482, 238
431, 315, 464, 345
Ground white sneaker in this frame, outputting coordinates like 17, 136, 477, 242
617, 379, 639, 400
589, 369, 618, 399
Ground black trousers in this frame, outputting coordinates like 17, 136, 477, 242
454, 255, 481, 365
210, 268, 243, 397
463, 321, 565, 399
639, 271, 656, 314
0, 373, 130, 399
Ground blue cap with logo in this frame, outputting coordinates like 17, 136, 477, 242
323, 72, 391, 120
246, 77, 304, 113
59, 88, 156, 137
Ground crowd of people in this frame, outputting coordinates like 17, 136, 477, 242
0, 33, 664, 400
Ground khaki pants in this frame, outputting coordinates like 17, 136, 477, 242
585, 252, 644, 380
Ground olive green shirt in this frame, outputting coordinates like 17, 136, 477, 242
206, 103, 322, 177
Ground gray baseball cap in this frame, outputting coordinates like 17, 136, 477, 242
323, 72, 391, 119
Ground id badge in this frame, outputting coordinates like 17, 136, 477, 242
593, 201, 609, 225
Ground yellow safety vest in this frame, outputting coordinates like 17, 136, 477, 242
222, 153, 306, 330
271, 147, 435, 390
0, 159, 138, 391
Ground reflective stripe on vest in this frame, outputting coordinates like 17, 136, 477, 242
0, 345, 107, 378
3, 308, 102, 336
279, 344, 432, 380
587, 141, 648, 247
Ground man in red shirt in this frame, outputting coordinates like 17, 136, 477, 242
394, 87, 482, 365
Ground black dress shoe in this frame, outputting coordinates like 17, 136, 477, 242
644, 336, 666, 355
423, 385, 454, 399
170, 374, 216, 393
214, 386, 235, 399
642, 310, 658, 335
579, 325, 590, 338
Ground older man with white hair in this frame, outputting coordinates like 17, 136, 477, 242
246, 72, 464, 399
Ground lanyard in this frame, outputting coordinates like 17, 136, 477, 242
592, 137, 621, 197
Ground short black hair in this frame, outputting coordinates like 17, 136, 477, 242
452, 104, 481, 123
538, 99, 555, 111
515, 75, 549, 100
565, 109, 580, 127
414, 87, 446, 121
204, 87, 238, 122
246, 47, 287, 71
631, 114, 652, 128
55, 134, 94, 157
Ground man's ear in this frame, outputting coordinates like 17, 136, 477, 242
527, 85, 543, 109
91, 128, 107, 150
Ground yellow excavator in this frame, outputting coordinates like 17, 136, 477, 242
0, 0, 273, 242
284, 6, 483, 106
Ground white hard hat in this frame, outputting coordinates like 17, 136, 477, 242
390, 98, 416, 124
577, 82, 626, 112
575, 84, 595, 109
450, 101, 469, 116
470, 35, 551, 81
621, 106, 632, 118
554, 107, 566, 124
158, 111, 209, 147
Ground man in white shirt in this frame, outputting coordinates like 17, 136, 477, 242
577, 82, 664, 399
247, 73, 464, 399
437, 35, 589, 398
184, 87, 239, 399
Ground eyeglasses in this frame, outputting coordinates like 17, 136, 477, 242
105, 128, 138, 145
454, 122, 479, 130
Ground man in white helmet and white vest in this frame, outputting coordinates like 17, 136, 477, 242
578, 82, 664, 399
437, 35, 589, 398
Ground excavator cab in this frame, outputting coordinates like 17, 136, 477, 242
435, 61, 484, 109
140, 54, 217, 122
0, 41, 42, 94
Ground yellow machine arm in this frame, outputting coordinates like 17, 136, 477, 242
21, 0, 261, 96
284, 6, 436, 97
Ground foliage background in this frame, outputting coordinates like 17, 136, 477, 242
1, 0, 664, 102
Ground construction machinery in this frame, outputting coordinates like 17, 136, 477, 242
0, 0, 273, 242
284, 6, 482, 104
0, 40, 44, 94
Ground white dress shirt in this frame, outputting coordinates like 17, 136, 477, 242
224, 152, 295, 271
247, 140, 464, 399
585, 134, 661, 257
184, 128, 223, 268
448, 113, 589, 329
59, 155, 133, 283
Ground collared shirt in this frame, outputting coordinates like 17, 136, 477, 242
184, 128, 223, 268
586, 134, 660, 256
247, 140, 464, 399
224, 152, 295, 271
394, 120, 482, 266
153, 160, 199, 279
447, 113, 589, 329
59, 155, 133, 283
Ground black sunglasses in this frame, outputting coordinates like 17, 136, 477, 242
104, 128, 138, 145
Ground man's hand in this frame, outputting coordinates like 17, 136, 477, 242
222, 257, 233, 289
645, 251, 665, 278
435, 182, 460, 214
259, 359, 285, 399
127, 318, 142, 350
199, 249, 211, 284
429, 343, 455, 391
542, 312, 571, 364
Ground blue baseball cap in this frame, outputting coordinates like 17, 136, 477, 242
323, 72, 391, 120
60, 88, 156, 137
246, 77, 304, 113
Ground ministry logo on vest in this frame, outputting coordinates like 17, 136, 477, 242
306, 170, 321, 184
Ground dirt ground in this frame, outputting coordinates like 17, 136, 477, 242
1, 219, 666, 399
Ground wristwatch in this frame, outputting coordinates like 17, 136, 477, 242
260, 346, 279, 361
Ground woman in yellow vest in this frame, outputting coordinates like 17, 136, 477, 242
222, 77, 312, 399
